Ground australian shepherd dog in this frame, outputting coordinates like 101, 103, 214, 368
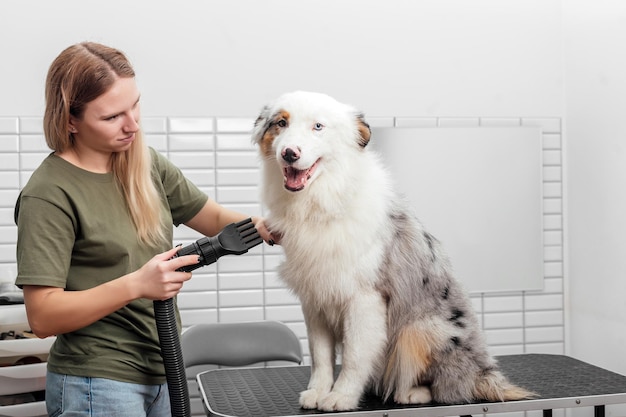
252, 91, 534, 412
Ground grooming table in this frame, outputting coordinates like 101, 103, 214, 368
197, 354, 626, 417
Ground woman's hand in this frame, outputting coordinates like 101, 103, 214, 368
129, 247, 200, 301
252, 217, 282, 246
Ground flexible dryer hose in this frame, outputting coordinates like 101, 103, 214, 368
154, 218, 263, 417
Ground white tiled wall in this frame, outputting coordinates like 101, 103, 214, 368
0, 115, 565, 366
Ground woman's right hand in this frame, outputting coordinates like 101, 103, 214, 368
130, 247, 200, 301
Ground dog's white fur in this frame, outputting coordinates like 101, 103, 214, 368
252, 91, 533, 411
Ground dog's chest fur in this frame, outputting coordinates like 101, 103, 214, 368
263, 154, 396, 305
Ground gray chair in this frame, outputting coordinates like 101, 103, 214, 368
181, 320, 303, 416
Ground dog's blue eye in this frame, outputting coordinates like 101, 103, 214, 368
313, 123, 324, 131
276, 119, 287, 128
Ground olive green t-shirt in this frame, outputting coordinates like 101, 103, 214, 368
14, 148, 208, 384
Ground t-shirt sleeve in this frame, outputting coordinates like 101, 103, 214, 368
150, 148, 209, 226
14, 194, 75, 289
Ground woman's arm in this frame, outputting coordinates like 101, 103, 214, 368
184, 199, 276, 243
23, 247, 200, 338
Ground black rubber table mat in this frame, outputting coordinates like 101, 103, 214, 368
198, 354, 626, 417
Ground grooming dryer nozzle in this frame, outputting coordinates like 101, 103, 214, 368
174, 218, 263, 272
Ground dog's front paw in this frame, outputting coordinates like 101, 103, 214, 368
317, 391, 360, 411
299, 389, 322, 409
394, 386, 432, 404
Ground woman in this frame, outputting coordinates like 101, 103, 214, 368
14, 42, 274, 417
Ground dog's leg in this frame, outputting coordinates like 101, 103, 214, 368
387, 319, 449, 405
299, 305, 336, 409
317, 291, 387, 411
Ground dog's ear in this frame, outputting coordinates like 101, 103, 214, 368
356, 113, 371, 148
252, 105, 272, 145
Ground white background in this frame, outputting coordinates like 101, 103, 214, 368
1, 2, 625, 416
371, 126, 544, 293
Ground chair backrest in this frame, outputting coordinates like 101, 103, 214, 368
181, 320, 302, 368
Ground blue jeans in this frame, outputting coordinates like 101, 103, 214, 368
46, 371, 171, 417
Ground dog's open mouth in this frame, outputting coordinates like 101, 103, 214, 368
283, 159, 320, 192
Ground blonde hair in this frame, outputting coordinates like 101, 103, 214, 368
44, 42, 167, 247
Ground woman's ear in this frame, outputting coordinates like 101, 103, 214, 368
68, 117, 78, 134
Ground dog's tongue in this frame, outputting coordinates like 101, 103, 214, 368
284, 167, 308, 191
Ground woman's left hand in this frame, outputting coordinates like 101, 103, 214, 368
252, 217, 282, 246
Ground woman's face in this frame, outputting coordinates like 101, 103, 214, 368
69, 76, 141, 154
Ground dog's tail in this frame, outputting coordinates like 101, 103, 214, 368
474, 368, 536, 402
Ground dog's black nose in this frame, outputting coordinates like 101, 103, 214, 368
282, 147, 300, 164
